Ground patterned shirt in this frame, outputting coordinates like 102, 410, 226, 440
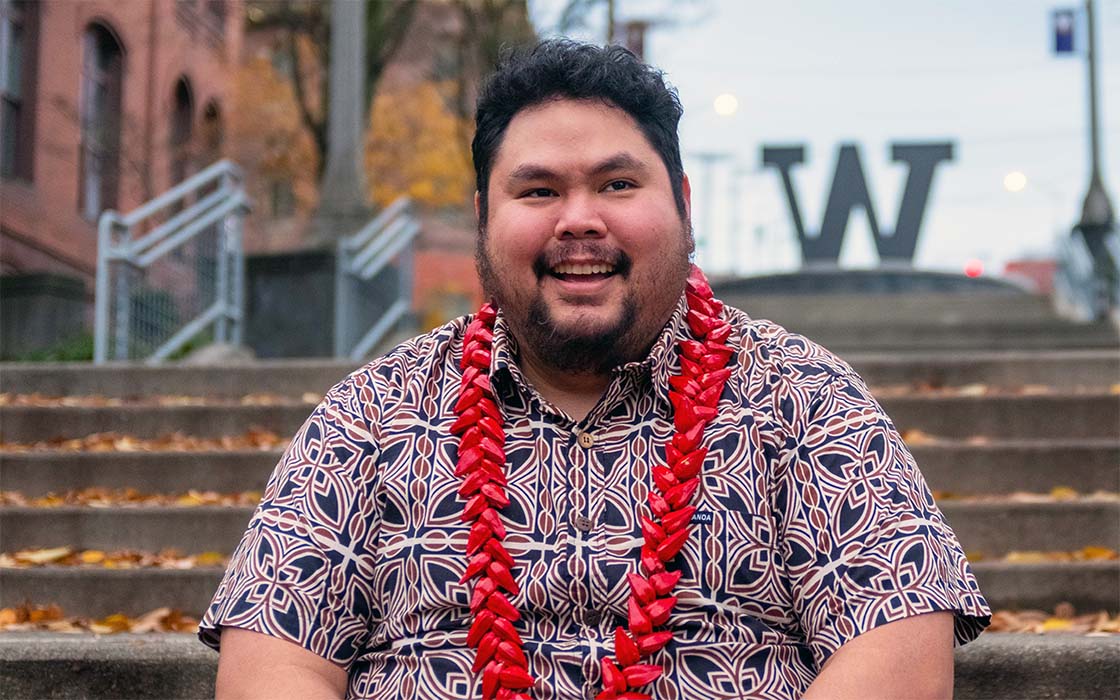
200, 295, 990, 699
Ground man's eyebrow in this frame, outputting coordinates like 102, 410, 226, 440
506, 164, 558, 183
505, 153, 651, 183
589, 152, 650, 177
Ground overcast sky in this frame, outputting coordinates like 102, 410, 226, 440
529, 0, 1120, 277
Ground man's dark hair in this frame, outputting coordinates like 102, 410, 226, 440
472, 39, 686, 226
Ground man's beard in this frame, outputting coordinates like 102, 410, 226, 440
475, 232, 692, 376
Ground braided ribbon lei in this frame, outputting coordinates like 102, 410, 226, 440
452, 266, 733, 700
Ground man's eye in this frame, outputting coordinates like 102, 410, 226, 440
523, 188, 555, 198
604, 180, 633, 192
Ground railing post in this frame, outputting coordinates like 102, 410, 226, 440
112, 248, 133, 360
93, 213, 115, 364
214, 203, 231, 345
228, 201, 246, 346
334, 238, 350, 358
401, 203, 415, 310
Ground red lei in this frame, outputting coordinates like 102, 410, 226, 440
452, 266, 733, 700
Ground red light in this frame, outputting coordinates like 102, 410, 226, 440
964, 259, 984, 278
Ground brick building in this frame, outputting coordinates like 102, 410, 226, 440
0, 0, 243, 300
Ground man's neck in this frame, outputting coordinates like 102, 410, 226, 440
516, 346, 612, 423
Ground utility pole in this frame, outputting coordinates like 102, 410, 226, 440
1077, 0, 1114, 232
1074, 0, 1117, 316
312, 0, 371, 245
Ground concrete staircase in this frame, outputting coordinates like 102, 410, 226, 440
2, 289, 1119, 698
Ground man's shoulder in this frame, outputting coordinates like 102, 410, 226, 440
325, 316, 468, 405
723, 304, 858, 391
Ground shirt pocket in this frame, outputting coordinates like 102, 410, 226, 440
688, 509, 787, 617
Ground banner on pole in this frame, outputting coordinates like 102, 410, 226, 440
1053, 8, 1077, 54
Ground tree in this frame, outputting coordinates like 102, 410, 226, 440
445, 0, 536, 165
245, 0, 419, 180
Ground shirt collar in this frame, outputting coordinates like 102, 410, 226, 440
487, 293, 690, 415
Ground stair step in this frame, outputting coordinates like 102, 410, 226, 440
879, 393, 1119, 439
971, 561, 1120, 613
849, 349, 1120, 388
3, 562, 1113, 620
0, 507, 253, 553
0, 568, 222, 618
0, 404, 310, 442
3, 349, 1117, 402
2, 501, 1116, 558
0, 451, 281, 495
783, 322, 1120, 352
912, 440, 1120, 494
3, 440, 1115, 496
0, 632, 1115, 699
0, 360, 359, 399
3, 393, 1116, 443
946, 501, 1120, 556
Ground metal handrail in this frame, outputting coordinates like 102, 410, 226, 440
93, 159, 250, 363
334, 197, 419, 360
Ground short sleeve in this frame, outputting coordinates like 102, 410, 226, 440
773, 373, 990, 668
198, 381, 382, 669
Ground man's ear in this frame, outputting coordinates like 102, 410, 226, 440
474, 191, 482, 221
681, 173, 693, 222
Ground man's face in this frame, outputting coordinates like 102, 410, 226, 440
476, 98, 693, 374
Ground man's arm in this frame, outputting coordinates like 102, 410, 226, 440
215, 627, 348, 700
802, 612, 955, 700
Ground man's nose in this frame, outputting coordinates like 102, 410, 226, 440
553, 192, 606, 239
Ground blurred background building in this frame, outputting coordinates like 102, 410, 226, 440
1, 0, 1116, 359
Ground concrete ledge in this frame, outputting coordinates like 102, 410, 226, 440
954, 633, 1120, 699
0, 632, 1116, 699
0, 631, 216, 699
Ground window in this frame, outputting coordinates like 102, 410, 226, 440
269, 179, 295, 217
1, 0, 37, 181
170, 77, 193, 187
78, 23, 124, 220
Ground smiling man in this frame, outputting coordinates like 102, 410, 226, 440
201, 40, 990, 700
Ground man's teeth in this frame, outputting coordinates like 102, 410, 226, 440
552, 263, 614, 275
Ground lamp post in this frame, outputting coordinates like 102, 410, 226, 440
1077, 0, 1114, 232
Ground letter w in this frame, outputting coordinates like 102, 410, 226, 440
762, 143, 954, 263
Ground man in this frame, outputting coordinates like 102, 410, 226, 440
201, 40, 989, 699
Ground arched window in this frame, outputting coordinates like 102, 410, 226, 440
200, 99, 222, 166
78, 22, 124, 220
170, 76, 194, 187
1, 0, 40, 181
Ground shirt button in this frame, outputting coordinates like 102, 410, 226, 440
577, 431, 595, 448
573, 514, 593, 532
583, 608, 602, 626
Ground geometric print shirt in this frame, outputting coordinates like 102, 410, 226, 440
199, 294, 991, 699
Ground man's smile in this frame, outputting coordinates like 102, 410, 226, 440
549, 261, 617, 282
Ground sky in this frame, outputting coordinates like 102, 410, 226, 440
528, 0, 1120, 278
